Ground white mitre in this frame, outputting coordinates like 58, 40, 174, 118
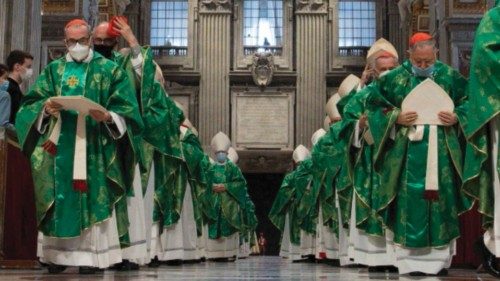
292, 144, 310, 164
325, 94, 342, 120
211, 132, 231, 153
311, 128, 327, 146
227, 147, 239, 164
338, 74, 361, 97
366, 38, 399, 63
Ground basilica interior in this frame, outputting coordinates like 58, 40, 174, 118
0, 0, 496, 276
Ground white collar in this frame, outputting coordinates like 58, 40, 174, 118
66, 49, 94, 63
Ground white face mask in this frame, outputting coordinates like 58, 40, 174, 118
20, 67, 33, 81
69, 43, 90, 62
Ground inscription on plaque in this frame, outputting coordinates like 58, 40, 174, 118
232, 91, 294, 149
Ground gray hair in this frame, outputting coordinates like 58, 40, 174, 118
368, 55, 399, 70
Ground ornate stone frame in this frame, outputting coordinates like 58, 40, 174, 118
328, 0, 383, 70
142, 0, 197, 69
231, 87, 295, 150
232, 0, 294, 71
41, 41, 67, 68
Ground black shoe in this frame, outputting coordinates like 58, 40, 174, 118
474, 236, 500, 278
117, 260, 139, 271
436, 268, 448, 276
368, 266, 386, 273
148, 257, 161, 268
79, 266, 97, 274
384, 266, 398, 273
408, 271, 426, 276
47, 264, 66, 274
322, 259, 340, 267
211, 257, 230, 262
165, 259, 183, 266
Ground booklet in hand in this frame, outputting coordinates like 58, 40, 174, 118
49, 96, 107, 116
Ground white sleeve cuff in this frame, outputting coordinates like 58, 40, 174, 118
352, 120, 363, 148
131, 53, 144, 77
104, 112, 127, 139
36, 108, 51, 133
389, 125, 396, 140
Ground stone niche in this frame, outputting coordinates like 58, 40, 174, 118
231, 87, 294, 173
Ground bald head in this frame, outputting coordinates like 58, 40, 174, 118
94, 22, 111, 39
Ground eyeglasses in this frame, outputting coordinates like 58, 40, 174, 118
93, 38, 118, 46
65, 37, 90, 47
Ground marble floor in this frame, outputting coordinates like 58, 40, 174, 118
0, 256, 495, 281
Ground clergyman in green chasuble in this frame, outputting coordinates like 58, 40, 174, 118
363, 51, 473, 266
15, 45, 143, 268
204, 132, 249, 259
205, 159, 248, 239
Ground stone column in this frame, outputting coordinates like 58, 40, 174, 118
5, 0, 42, 83
295, 0, 328, 146
0, 0, 9, 61
387, 0, 407, 60
197, 0, 232, 145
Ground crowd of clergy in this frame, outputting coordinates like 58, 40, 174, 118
269, 3, 500, 278
14, 18, 257, 275
10, 2, 500, 278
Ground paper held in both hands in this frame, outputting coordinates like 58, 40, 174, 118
401, 78, 454, 200
49, 96, 107, 115
401, 78, 454, 125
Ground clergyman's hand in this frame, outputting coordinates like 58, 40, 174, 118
396, 111, 418, 126
212, 184, 226, 193
44, 100, 62, 117
438, 111, 457, 126
113, 17, 139, 48
89, 109, 111, 123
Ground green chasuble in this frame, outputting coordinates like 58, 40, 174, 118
110, 47, 183, 189
113, 46, 187, 233
365, 60, 472, 248
151, 104, 185, 229
305, 114, 354, 235
179, 128, 208, 236
15, 52, 143, 240
269, 172, 295, 233
461, 2, 500, 229
339, 84, 386, 236
241, 192, 258, 242
205, 160, 248, 239
269, 165, 310, 245
111, 47, 183, 163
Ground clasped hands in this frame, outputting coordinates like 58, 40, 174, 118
44, 100, 112, 123
212, 184, 226, 193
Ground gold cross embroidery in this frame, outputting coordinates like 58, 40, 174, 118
67, 75, 79, 88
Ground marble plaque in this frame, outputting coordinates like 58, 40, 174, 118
232, 89, 294, 149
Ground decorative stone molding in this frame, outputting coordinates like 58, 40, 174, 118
450, 0, 488, 16
199, 0, 232, 12
295, 0, 327, 13
251, 52, 275, 88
